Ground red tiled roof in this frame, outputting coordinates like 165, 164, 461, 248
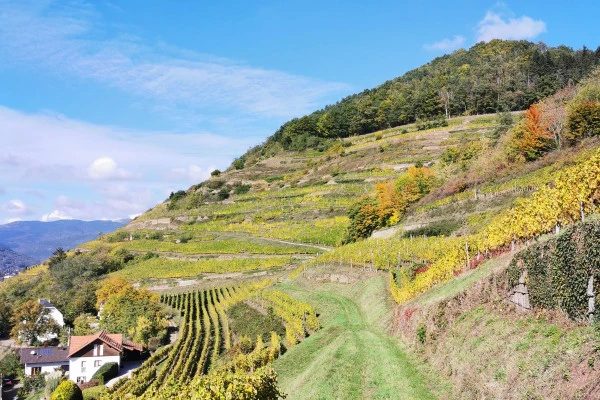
123, 339, 143, 352
67, 329, 123, 357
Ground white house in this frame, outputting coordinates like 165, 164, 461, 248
20, 346, 70, 376
39, 299, 64, 327
67, 330, 142, 383
36, 299, 64, 343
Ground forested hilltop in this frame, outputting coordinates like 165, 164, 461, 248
241, 40, 600, 157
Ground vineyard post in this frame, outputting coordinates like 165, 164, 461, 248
465, 242, 469, 270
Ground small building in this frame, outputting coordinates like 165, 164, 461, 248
20, 346, 70, 376
68, 330, 142, 383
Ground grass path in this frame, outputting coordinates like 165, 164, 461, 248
273, 275, 437, 400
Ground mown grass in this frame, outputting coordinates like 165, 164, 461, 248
272, 273, 444, 400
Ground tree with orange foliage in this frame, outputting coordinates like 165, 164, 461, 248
509, 104, 553, 161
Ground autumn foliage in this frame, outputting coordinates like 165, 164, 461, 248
509, 104, 553, 161
345, 166, 435, 242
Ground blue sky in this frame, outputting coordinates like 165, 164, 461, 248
1, 0, 599, 223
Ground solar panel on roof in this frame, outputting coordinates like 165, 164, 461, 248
39, 349, 53, 355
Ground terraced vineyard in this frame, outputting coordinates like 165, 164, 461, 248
106, 281, 319, 399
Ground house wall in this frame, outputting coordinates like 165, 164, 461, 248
69, 355, 120, 383
24, 362, 69, 376
75, 340, 120, 357
48, 308, 64, 327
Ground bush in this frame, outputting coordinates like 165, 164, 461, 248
232, 157, 246, 170
82, 385, 107, 400
52, 380, 83, 400
45, 374, 63, 398
168, 190, 186, 202
0, 352, 21, 378
416, 322, 427, 344
91, 362, 119, 383
178, 232, 194, 244
218, 188, 231, 201
207, 180, 225, 189
233, 184, 251, 195
211, 169, 221, 176
403, 219, 462, 238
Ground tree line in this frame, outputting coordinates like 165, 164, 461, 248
246, 40, 600, 155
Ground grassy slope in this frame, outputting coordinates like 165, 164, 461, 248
272, 271, 442, 400
395, 248, 600, 400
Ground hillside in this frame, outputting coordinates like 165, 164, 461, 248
0, 219, 127, 268
2, 40, 600, 399
243, 40, 600, 158
0, 246, 36, 276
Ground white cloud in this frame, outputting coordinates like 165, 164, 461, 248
41, 209, 71, 222
0, 106, 259, 221
169, 165, 216, 183
0, 199, 33, 216
424, 35, 465, 52
0, 1, 348, 119
476, 12, 546, 42
88, 157, 139, 180
41, 188, 153, 222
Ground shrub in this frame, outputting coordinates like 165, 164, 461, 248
178, 232, 194, 244
207, 180, 225, 189
403, 219, 462, 238
234, 184, 251, 194
51, 380, 83, 400
210, 169, 221, 176
91, 362, 119, 384
45, 375, 62, 398
168, 190, 186, 202
148, 232, 162, 240
0, 353, 21, 378
82, 385, 107, 400
567, 100, 600, 141
232, 157, 246, 170
218, 188, 231, 200
416, 322, 427, 344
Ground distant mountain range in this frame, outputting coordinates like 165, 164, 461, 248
0, 219, 128, 275
0, 245, 37, 276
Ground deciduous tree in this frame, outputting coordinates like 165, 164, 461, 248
10, 300, 60, 345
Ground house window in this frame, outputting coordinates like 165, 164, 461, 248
81, 360, 86, 373
77, 376, 86, 383
100, 344, 104, 356
93, 344, 98, 356
94, 360, 102, 367
31, 366, 41, 376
